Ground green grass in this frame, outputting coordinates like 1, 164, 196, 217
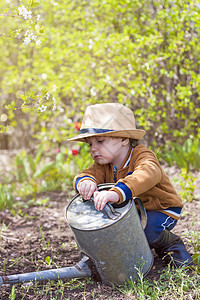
118, 265, 199, 299
7, 278, 94, 300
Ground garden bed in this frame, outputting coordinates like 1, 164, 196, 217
0, 189, 199, 299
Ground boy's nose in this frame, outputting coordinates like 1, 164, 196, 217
90, 143, 97, 152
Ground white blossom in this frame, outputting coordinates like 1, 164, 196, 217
52, 84, 57, 91
128, 64, 133, 71
36, 39, 41, 46
105, 75, 112, 85
30, 33, 37, 41
64, 116, 72, 123
52, 104, 56, 111
36, 14, 40, 21
42, 73, 47, 80
144, 63, 150, 70
23, 30, 38, 45
23, 36, 31, 45
106, 75, 110, 81
52, 97, 57, 111
18, 5, 32, 20
38, 105, 47, 112
131, 90, 135, 96
45, 92, 50, 100
58, 106, 64, 113
88, 39, 94, 49
90, 87, 96, 96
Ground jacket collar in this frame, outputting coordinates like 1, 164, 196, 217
113, 145, 133, 171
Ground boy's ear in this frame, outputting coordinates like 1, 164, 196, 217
121, 138, 130, 146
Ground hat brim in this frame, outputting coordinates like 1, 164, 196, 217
68, 129, 146, 142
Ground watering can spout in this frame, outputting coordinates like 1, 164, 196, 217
0, 256, 91, 287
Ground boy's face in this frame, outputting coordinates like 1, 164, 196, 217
86, 136, 129, 168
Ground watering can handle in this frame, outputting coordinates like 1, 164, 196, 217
82, 195, 147, 227
104, 203, 121, 220
83, 197, 121, 220
106, 197, 147, 229
133, 197, 147, 230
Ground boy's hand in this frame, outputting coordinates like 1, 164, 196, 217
93, 190, 119, 211
78, 180, 97, 200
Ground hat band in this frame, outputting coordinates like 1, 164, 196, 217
79, 128, 114, 135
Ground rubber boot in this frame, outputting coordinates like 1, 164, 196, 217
150, 229, 193, 267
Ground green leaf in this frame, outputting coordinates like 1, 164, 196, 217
15, 156, 29, 183
34, 145, 43, 165
32, 162, 57, 179
11, 101, 16, 108
26, 155, 36, 174
56, 152, 65, 164
45, 256, 52, 265
31, 2, 40, 8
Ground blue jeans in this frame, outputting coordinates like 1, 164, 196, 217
143, 211, 177, 244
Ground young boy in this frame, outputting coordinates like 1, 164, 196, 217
68, 103, 193, 267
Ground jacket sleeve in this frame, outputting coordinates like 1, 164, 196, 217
110, 148, 162, 203
73, 162, 106, 192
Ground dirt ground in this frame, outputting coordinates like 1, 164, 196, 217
0, 186, 199, 299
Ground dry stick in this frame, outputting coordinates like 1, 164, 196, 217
0, 234, 19, 241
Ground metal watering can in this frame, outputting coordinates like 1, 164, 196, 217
66, 183, 153, 285
0, 183, 153, 287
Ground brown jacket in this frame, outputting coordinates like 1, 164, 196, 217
73, 144, 183, 220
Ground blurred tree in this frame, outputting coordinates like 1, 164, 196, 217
0, 0, 199, 150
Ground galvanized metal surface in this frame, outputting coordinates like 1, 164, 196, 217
66, 183, 154, 286
67, 194, 131, 230
0, 256, 91, 287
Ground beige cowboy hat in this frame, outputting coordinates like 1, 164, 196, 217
68, 103, 146, 142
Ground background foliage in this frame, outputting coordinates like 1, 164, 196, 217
0, 0, 199, 151
0, 0, 200, 207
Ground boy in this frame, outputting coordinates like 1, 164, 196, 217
68, 103, 193, 267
